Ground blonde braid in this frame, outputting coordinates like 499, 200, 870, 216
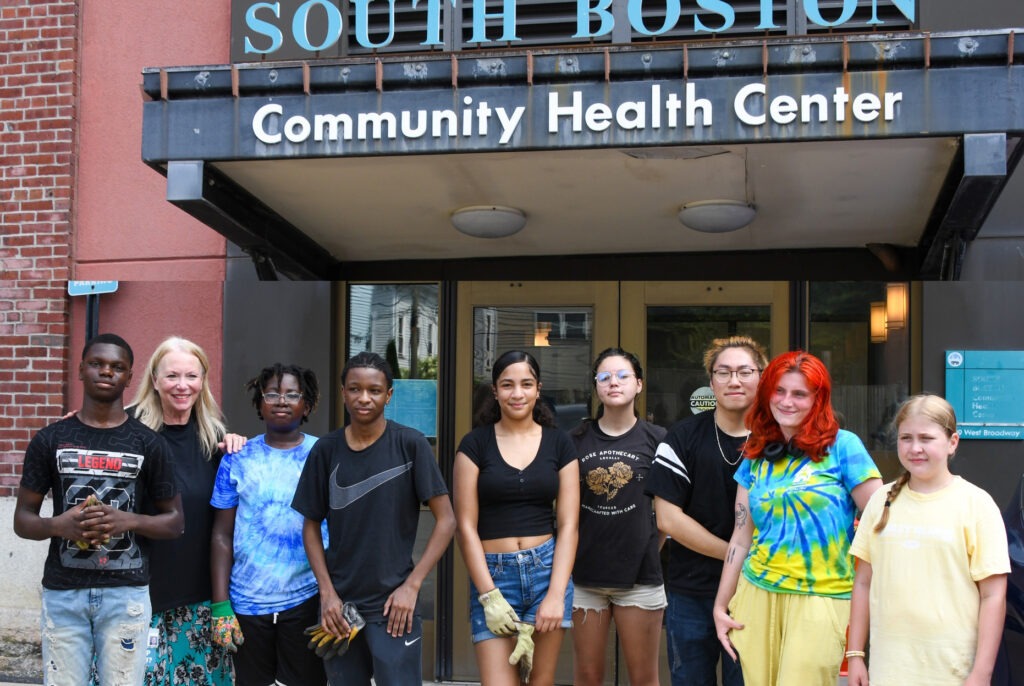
874, 472, 911, 533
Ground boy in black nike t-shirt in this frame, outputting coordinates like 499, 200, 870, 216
292, 352, 454, 686
13, 333, 183, 685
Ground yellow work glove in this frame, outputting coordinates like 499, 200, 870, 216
303, 602, 366, 661
509, 622, 535, 682
210, 600, 244, 653
478, 588, 520, 636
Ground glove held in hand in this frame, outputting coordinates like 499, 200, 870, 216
478, 588, 520, 636
210, 601, 244, 653
304, 602, 366, 661
509, 622, 535, 683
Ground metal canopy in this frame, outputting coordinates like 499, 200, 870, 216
142, 30, 1024, 279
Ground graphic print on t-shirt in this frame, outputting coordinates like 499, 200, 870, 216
585, 460, 634, 501
57, 447, 144, 571
581, 448, 641, 515
329, 462, 412, 510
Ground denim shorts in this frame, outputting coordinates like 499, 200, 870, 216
572, 583, 667, 613
468, 537, 574, 643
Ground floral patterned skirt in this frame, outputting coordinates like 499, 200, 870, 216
144, 601, 234, 686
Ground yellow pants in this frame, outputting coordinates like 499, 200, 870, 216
727, 577, 849, 686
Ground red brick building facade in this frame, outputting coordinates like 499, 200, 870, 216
1, 0, 77, 498
0, 0, 229, 498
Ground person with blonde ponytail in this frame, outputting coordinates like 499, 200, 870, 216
847, 394, 1010, 686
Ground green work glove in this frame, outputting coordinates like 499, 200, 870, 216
211, 600, 244, 653
509, 622, 535, 682
478, 588, 520, 636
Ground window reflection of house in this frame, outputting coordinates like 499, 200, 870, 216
349, 284, 440, 378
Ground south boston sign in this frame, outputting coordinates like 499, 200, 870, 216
144, 31, 1024, 161
232, 0, 914, 60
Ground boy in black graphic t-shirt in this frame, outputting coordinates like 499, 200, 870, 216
14, 333, 182, 685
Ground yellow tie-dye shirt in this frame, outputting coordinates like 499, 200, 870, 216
735, 430, 880, 598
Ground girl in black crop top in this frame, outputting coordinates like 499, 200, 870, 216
454, 350, 579, 686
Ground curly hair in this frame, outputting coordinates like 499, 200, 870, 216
247, 363, 320, 424
743, 351, 838, 462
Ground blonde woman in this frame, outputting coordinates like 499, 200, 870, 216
132, 336, 245, 686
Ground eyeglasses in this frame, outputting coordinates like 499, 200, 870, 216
712, 367, 760, 382
595, 370, 635, 385
262, 392, 304, 404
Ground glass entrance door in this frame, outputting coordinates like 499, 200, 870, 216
451, 281, 788, 684
620, 282, 789, 426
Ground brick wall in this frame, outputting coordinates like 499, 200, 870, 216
0, 0, 77, 496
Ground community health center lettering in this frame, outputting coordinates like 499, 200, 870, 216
251, 83, 904, 146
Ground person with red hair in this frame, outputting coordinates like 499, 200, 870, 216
711, 351, 882, 686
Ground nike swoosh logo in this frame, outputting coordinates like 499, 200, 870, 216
404, 636, 422, 646
330, 462, 413, 509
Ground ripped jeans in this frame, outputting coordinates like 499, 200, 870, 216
41, 586, 151, 686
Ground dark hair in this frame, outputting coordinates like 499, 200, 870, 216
82, 333, 133, 366
474, 350, 555, 427
592, 346, 644, 382
744, 351, 839, 462
342, 351, 394, 389
246, 363, 320, 424
583, 347, 644, 426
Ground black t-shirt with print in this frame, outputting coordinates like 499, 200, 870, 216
573, 419, 666, 588
291, 421, 449, 618
20, 415, 176, 590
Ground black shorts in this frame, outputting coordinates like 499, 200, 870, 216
323, 616, 423, 686
235, 594, 326, 686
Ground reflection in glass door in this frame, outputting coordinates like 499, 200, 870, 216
645, 305, 772, 427
621, 282, 789, 426
471, 306, 595, 431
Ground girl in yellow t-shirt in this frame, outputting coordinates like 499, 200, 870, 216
847, 394, 1010, 686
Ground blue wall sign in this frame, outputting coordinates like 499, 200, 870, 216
945, 350, 1024, 440
383, 379, 438, 438
68, 281, 119, 296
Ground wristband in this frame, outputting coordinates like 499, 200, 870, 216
845, 650, 866, 659
210, 600, 234, 618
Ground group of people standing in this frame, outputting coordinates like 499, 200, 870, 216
13, 332, 1011, 686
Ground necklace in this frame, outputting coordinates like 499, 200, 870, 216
714, 413, 749, 466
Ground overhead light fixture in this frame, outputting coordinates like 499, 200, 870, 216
886, 282, 907, 330
678, 200, 756, 233
870, 301, 887, 343
451, 205, 526, 238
